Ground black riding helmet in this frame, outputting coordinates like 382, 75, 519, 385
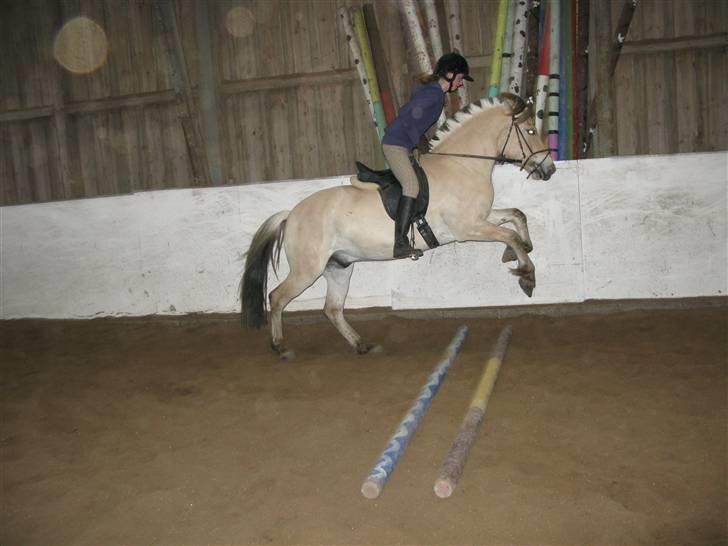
434, 52, 474, 82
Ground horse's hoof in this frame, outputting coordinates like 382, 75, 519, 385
356, 342, 383, 355
279, 349, 296, 361
272, 342, 296, 361
518, 276, 535, 298
502, 247, 517, 263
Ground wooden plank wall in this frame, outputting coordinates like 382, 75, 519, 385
0, 0, 726, 206
612, 0, 728, 156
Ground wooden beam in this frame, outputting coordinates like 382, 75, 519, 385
466, 53, 493, 69
154, 0, 211, 186
51, 94, 72, 200
0, 107, 53, 123
48, 0, 80, 200
194, 1, 224, 186
589, 0, 616, 157
220, 68, 357, 95
0, 70, 358, 123
585, 0, 636, 157
64, 90, 178, 114
575, 0, 590, 158
607, 0, 638, 76
621, 32, 728, 55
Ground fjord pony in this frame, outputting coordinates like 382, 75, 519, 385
241, 93, 556, 359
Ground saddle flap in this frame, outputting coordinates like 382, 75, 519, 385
355, 161, 396, 186
353, 157, 439, 249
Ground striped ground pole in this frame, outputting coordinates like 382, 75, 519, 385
361, 325, 468, 499
433, 325, 513, 498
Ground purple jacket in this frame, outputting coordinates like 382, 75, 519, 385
382, 82, 445, 150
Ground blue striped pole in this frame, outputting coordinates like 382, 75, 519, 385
361, 325, 468, 499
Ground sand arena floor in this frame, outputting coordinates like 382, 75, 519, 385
1, 301, 726, 545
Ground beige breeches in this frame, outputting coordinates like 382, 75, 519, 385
382, 144, 419, 198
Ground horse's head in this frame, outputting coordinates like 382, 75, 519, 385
498, 93, 556, 181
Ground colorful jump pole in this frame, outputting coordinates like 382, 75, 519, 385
399, 0, 445, 126
434, 326, 513, 499
558, 0, 571, 159
566, 0, 577, 159
498, 0, 516, 93
508, 0, 530, 96
399, 0, 432, 74
361, 325, 469, 499
534, 0, 550, 136
444, 0, 469, 106
362, 4, 398, 124
352, 8, 386, 140
338, 8, 381, 141
488, 0, 509, 97
422, 0, 444, 61
548, 0, 561, 159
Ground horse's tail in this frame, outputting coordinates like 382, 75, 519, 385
241, 210, 290, 329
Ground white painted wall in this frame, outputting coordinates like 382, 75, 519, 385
1, 152, 726, 319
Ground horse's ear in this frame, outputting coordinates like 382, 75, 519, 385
498, 92, 527, 116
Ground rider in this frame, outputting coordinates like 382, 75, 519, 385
382, 52, 473, 259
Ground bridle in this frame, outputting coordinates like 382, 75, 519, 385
428, 114, 551, 179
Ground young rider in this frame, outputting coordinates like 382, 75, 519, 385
381, 52, 473, 259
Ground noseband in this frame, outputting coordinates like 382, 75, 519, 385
429, 115, 551, 178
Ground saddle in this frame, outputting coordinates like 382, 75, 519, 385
354, 157, 440, 249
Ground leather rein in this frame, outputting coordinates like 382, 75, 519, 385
428, 115, 551, 178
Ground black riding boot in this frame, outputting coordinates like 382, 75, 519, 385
393, 196, 424, 259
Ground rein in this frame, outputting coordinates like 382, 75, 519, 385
428, 115, 551, 178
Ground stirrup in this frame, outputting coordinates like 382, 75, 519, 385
393, 225, 422, 260
393, 244, 422, 260
408, 225, 422, 260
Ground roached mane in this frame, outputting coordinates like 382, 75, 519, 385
429, 97, 499, 151
429, 94, 529, 152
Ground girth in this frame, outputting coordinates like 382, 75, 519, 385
354, 157, 440, 249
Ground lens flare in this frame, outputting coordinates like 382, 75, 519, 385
53, 16, 109, 74
225, 7, 256, 38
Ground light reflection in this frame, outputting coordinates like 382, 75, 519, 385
225, 7, 256, 38
53, 16, 109, 74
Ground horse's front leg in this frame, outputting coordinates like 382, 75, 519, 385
454, 221, 536, 297
487, 208, 533, 263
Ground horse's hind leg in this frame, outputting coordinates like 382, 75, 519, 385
323, 261, 381, 355
269, 266, 323, 360
487, 208, 533, 262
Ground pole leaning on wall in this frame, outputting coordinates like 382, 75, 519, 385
488, 0, 509, 97
548, 0, 561, 159
362, 4, 398, 124
422, 0, 444, 61
534, 1, 551, 136
352, 8, 386, 140
444, 0, 469, 106
509, 0, 530, 96
338, 7, 382, 142
398, 0, 446, 126
499, 0, 516, 94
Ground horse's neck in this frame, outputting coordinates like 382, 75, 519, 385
434, 108, 505, 159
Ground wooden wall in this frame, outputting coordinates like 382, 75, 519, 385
610, 0, 728, 156
0, 0, 726, 206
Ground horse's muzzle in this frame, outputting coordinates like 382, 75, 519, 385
528, 162, 555, 181
531, 155, 556, 181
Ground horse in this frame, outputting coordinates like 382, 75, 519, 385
240, 93, 556, 359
